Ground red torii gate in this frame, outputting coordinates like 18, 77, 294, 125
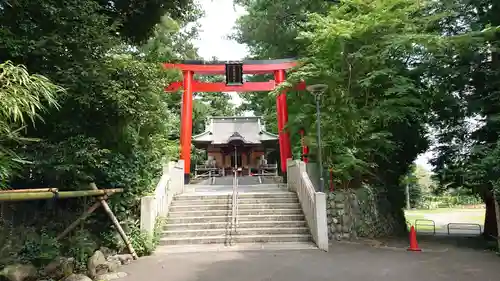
163, 58, 307, 183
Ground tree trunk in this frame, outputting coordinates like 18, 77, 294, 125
493, 193, 500, 250
483, 190, 498, 239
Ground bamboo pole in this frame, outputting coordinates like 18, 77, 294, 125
56, 201, 102, 240
0, 188, 123, 201
89, 183, 138, 260
0, 188, 59, 193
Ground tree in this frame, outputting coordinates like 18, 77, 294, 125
413, 165, 435, 194
139, 11, 203, 139
236, 0, 448, 235
428, 0, 500, 238
0, 0, 202, 260
401, 165, 424, 208
141, 11, 202, 63
233, 0, 331, 59
95, 0, 197, 43
141, 19, 240, 168
233, 0, 332, 134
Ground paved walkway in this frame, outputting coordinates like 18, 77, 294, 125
185, 176, 285, 194
119, 241, 500, 281
195, 175, 278, 186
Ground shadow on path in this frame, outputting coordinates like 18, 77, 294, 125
371, 234, 497, 252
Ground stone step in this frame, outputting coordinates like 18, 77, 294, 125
168, 214, 305, 224
167, 208, 303, 218
171, 197, 299, 206
169, 203, 301, 212
238, 203, 301, 209
163, 227, 310, 238
159, 234, 312, 245
243, 197, 298, 204
183, 189, 288, 195
169, 204, 229, 212
155, 242, 318, 254
165, 220, 308, 230
174, 192, 297, 201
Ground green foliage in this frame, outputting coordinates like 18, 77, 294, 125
298, 0, 438, 179
101, 219, 164, 258
123, 217, 166, 257
417, 194, 483, 209
141, 13, 202, 62
409, 184, 423, 208
268, 0, 439, 193
13, 56, 179, 224
19, 230, 60, 267
152, 218, 167, 249
126, 221, 155, 257
233, 0, 331, 58
99, 229, 125, 254
413, 165, 436, 192
0, 220, 60, 269
426, 0, 500, 236
235, 0, 453, 235
0, 61, 63, 187
64, 230, 98, 272
0, 219, 23, 266
0, 61, 62, 125
233, 0, 331, 130
401, 165, 424, 208
0, 0, 197, 46
237, 0, 439, 190
106, 0, 199, 44
0, 0, 204, 269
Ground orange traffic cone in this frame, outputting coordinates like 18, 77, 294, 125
407, 225, 422, 252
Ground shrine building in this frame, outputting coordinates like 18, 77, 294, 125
192, 116, 279, 177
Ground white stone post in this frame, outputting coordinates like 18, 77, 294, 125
314, 192, 329, 251
140, 196, 157, 237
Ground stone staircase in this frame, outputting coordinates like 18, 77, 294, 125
159, 184, 314, 248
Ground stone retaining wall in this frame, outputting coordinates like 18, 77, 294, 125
327, 186, 403, 240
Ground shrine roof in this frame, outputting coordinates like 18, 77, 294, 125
192, 116, 278, 145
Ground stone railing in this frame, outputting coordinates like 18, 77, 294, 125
287, 159, 328, 251
140, 160, 184, 237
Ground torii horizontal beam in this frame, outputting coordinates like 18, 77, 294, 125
163, 58, 299, 75
164, 80, 307, 92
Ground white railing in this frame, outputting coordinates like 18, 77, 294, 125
140, 160, 184, 237
231, 169, 239, 233
287, 159, 328, 251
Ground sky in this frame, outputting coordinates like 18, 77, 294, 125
192, 0, 433, 170
192, 0, 248, 108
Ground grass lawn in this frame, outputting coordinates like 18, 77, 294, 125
404, 208, 485, 231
